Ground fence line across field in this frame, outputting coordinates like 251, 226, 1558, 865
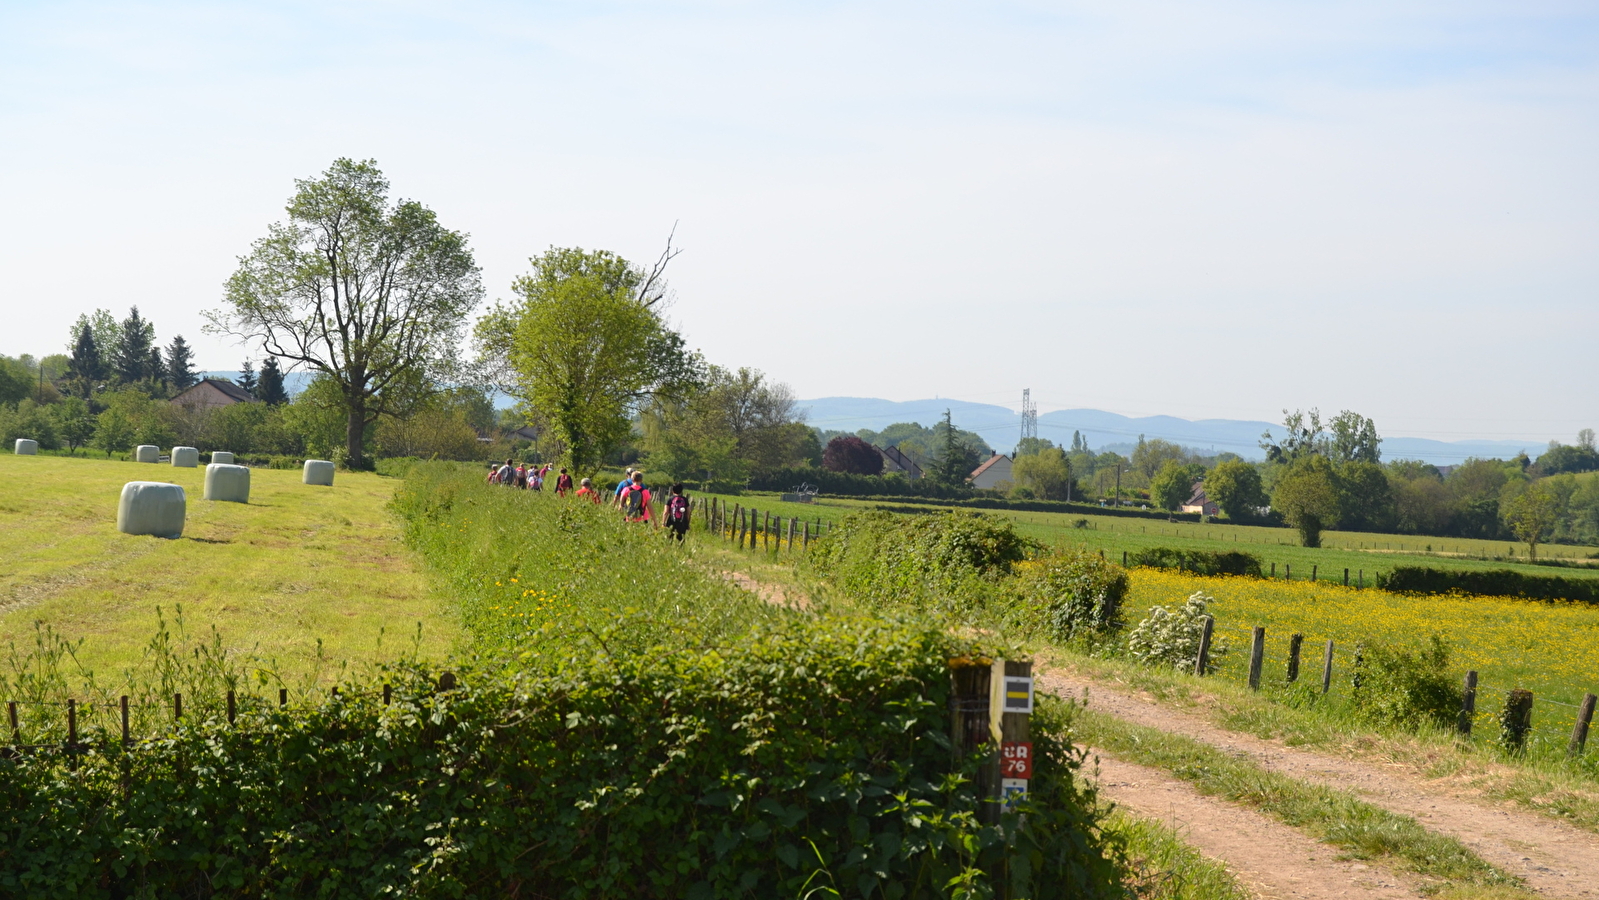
1197, 617, 1599, 755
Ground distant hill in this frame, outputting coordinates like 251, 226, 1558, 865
796, 396, 1542, 466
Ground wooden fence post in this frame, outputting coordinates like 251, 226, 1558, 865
1344, 568, 1349, 586
1321, 640, 1335, 694
763, 512, 771, 551
1458, 671, 1478, 736
1311, 565, 1317, 582
8, 700, 18, 744
787, 517, 795, 551
1570, 693, 1597, 757
121, 695, 130, 743
1247, 627, 1266, 689
950, 659, 998, 822
1286, 564, 1291, 581
173, 692, 182, 721
803, 520, 810, 549
1270, 562, 1276, 578
1503, 689, 1534, 751
279, 688, 288, 707
67, 699, 77, 748
227, 690, 237, 725
383, 683, 392, 705
1193, 616, 1214, 676
1358, 569, 1363, 588
1287, 633, 1304, 683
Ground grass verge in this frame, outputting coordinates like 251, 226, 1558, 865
1101, 811, 1251, 900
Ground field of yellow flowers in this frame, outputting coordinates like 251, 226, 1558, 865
1126, 569, 1599, 720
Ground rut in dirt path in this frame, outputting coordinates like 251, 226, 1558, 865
1093, 753, 1425, 900
1043, 670, 1599, 898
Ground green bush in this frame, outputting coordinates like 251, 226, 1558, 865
0, 464, 1126, 898
1377, 566, 1599, 604
805, 510, 1036, 616
1016, 551, 1128, 641
1125, 592, 1226, 672
1348, 636, 1462, 731
1126, 548, 1263, 578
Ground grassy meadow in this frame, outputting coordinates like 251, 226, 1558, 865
0, 453, 458, 685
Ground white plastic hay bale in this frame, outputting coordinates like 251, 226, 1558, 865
118, 481, 186, 539
135, 445, 159, 463
14, 439, 38, 455
171, 446, 199, 468
210, 451, 235, 465
303, 459, 335, 486
204, 463, 251, 503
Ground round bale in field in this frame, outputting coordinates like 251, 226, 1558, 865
135, 445, 160, 463
171, 446, 199, 468
204, 463, 251, 503
210, 451, 235, 465
118, 481, 186, 538
303, 459, 335, 486
14, 439, 38, 455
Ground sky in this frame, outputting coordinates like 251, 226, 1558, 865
1, 1, 1595, 445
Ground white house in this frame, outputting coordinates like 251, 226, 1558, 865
968, 452, 1013, 490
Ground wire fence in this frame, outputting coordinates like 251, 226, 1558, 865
1201, 620, 1598, 756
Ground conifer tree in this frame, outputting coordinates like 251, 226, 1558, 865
238, 359, 258, 396
256, 356, 289, 405
165, 336, 197, 390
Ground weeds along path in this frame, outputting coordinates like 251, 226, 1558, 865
1042, 669, 1599, 898
1091, 753, 1425, 900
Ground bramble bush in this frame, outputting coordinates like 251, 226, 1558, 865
1348, 635, 1462, 731
1013, 551, 1128, 642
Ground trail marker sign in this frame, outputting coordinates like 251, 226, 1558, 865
1000, 741, 1033, 778
1003, 675, 1034, 713
1001, 778, 1028, 812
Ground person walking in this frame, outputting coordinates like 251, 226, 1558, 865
496, 458, 517, 486
555, 467, 573, 497
619, 472, 653, 524
613, 467, 637, 506
663, 483, 691, 542
574, 477, 601, 503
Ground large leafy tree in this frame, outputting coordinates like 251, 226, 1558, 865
210, 158, 483, 469
476, 246, 699, 476
1149, 460, 1203, 518
1272, 454, 1342, 547
1011, 445, 1075, 500
1502, 484, 1561, 560
642, 366, 805, 486
1204, 459, 1266, 521
822, 435, 883, 475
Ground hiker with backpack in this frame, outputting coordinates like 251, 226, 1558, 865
574, 477, 601, 503
554, 467, 573, 497
496, 458, 517, 486
664, 483, 692, 542
613, 468, 637, 506
619, 472, 652, 524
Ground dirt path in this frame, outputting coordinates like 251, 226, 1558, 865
718, 570, 808, 610
1043, 670, 1599, 898
1094, 753, 1425, 900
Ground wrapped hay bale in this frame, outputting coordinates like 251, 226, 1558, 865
204, 463, 251, 503
118, 482, 186, 538
210, 451, 235, 465
171, 446, 199, 468
135, 445, 159, 463
303, 459, 335, 486
14, 439, 38, 455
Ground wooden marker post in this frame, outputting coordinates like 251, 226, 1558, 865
997, 660, 1035, 825
1247, 627, 1266, 690
1344, 568, 1349, 586
120, 696, 130, 743
1458, 671, 1478, 736
227, 690, 237, 726
1504, 689, 1534, 751
173, 692, 183, 721
1193, 615, 1214, 676
1287, 633, 1304, 683
7, 700, 18, 744
1570, 693, 1596, 757
803, 521, 810, 549
66, 699, 77, 749
1321, 640, 1335, 694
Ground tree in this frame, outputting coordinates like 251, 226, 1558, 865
475, 245, 696, 475
1272, 455, 1342, 547
1149, 460, 1200, 518
1335, 460, 1396, 532
237, 360, 258, 397
49, 396, 94, 454
165, 336, 197, 390
210, 158, 483, 469
256, 356, 289, 405
1012, 446, 1074, 500
67, 322, 105, 395
0, 356, 29, 407
1502, 485, 1561, 561
112, 306, 156, 385
929, 409, 980, 488
1205, 459, 1266, 521
147, 346, 167, 392
1327, 410, 1382, 464
1015, 436, 1055, 458
1536, 441, 1599, 476
822, 435, 883, 475
1130, 436, 1191, 484
1260, 408, 1325, 464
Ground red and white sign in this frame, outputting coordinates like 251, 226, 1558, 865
1000, 741, 1033, 778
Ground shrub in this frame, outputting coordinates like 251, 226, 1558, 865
1127, 548, 1263, 578
822, 435, 883, 475
1126, 592, 1226, 672
805, 510, 1036, 615
1377, 566, 1599, 604
1016, 551, 1128, 641
1348, 635, 1462, 731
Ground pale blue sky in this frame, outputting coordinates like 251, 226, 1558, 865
2, 1, 1594, 442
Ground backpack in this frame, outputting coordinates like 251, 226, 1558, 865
623, 484, 646, 518
667, 494, 690, 525
498, 464, 516, 484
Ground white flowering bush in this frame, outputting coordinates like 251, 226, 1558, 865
1125, 591, 1228, 672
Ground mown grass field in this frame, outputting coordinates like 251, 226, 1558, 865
0, 453, 458, 683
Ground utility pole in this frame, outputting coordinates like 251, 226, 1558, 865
1115, 463, 1121, 508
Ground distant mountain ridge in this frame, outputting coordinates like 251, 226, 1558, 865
797, 396, 1544, 466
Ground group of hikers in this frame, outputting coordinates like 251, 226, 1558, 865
486, 461, 693, 541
